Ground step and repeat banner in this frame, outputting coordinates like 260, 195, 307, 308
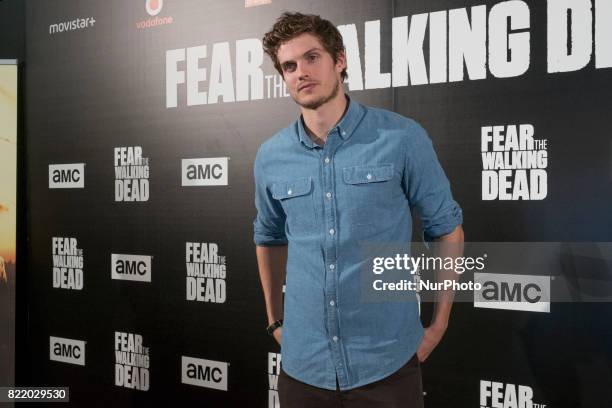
25, 0, 612, 406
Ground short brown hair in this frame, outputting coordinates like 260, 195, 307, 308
263, 12, 347, 81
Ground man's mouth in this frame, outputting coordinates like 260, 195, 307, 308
299, 83, 316, 91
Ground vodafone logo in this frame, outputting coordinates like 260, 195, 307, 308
137, 0, 172, 29
145, 0, 163, 16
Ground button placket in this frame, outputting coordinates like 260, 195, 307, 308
318, 129, 349, 388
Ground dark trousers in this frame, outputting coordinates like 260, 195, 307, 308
278, 354, 424, 408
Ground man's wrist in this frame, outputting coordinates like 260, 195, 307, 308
266, 319, 283, 336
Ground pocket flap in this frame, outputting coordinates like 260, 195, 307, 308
342, 164, 393, 184
272, 177, 313, 199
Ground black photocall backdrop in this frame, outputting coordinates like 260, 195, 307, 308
25, 0, 612, 406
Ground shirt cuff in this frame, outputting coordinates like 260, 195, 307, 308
422, 204, 463, 242
254, 231, 288, 247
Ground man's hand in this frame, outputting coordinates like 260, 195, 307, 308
273, 327, 282, 345
417, 225, 463, 362
416, 323, 446, 362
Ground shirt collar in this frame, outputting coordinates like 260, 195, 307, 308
296, 94, 365, 149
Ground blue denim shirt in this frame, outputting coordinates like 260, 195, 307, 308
253, 96, 462, 390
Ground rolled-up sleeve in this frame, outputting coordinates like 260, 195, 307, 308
402, 121, 463, 241
253, 147, 288, 246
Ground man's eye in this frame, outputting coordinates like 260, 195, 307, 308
284, 63, 296, 72
307, 54, 318, 62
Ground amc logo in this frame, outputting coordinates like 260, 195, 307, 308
111, 254, 152, 282
49, 164, 85, 189
474, 273, 550, 313
49, 336, 86, 366
181, 158, 229, 186
181, 356, 228, 391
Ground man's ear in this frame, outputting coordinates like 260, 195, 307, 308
336, 50, 347, 72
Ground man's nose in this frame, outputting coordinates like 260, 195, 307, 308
296, 60, 311, 79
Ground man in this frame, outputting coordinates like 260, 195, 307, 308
254, 12, 464, 407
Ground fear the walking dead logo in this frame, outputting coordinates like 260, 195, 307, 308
480, 380, 546, 408
52, 237, 83, 290
114, 146, 150, 202
185, 242, 226, 303
268, 352, 281, 408
115, 331, 150, 391
166, 0, 612, 108
481, 124, 548, 200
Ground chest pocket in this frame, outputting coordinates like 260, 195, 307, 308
342, 163, 395, 227
342, 163, 394, 185
272, 177, 316, 234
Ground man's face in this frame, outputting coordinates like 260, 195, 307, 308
276, 33, 345, 110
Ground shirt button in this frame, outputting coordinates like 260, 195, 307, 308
287, 189, 292, 195
329, 228, 335, 235
324, 157, 330, 164
332, 336, 339, 342
330, 300, 335, 306
366, 174, 372, 180
329, 264, 335, 270
342, 131, 346, 136
326, 192, 332, 199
